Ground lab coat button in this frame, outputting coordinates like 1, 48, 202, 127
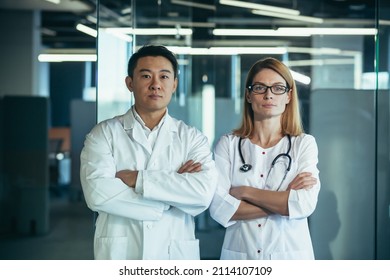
260, 174, 264, 178
262, 151, 265, 155
258, 224, 261, 227
257, 249, 261, 253
145, 223, 153, 229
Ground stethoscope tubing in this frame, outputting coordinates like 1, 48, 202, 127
239, 134, 292, 172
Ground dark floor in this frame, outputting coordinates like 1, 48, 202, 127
0, 193, 95, 260
0, 189, 224, 260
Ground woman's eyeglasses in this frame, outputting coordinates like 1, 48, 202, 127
247, 84, 289, 95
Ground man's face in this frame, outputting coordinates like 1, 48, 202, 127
125, 56, 177, 117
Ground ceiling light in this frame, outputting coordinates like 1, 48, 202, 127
76, 23, 97, 37
379, 20, 390, 25
166, 46, 287, 55
213, 29, 310, 37
286, 58, 356, 67
105, 27, 192, 36
44, 0, 61, 4
252, 9, 324, 24
278, 27, 377, 35
121, 7, 132, 14
86, 15, 98, 24
213, 27, 377, 37
208, 47, 287, 55
171, 0, 216, 11
220, 0, 300, 16
158, 20, 216, 28
41, 27, 57, 36
290, 70, 311, 85
104, 29, 133, 42
38, 54, 97, 62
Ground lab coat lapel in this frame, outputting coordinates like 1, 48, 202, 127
123, 109, 152, 155
147, 115, 176, 168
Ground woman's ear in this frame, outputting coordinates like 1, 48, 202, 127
246, 90, 252, 103
286, 88, 292, 104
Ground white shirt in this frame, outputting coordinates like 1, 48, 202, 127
209, 133, 320, 260
80, 107, 218, 260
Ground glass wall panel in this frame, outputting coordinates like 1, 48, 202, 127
96, 0, 390, 260
377, 0, 390, 260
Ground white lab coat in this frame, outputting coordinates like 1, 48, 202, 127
80, 108, 218, 260
209, 134, 320, 260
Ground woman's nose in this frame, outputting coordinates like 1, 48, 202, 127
263, 90, 273, 99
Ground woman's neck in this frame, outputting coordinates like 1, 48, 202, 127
251, 119, 283, 148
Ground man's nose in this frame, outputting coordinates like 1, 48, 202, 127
150, 78, 161, 90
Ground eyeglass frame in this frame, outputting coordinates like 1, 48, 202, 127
247, 83, 290, 95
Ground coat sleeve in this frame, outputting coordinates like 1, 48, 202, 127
288, 134, 321, 219
137, 128, 218, 217
80, 122, 167, 221
208, 135, 241, 228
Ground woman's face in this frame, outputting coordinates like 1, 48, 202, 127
246, 68, 291, 121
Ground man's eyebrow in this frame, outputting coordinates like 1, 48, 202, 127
138, 68, 172, 74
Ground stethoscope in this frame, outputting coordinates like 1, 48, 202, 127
238, 134, 292, 189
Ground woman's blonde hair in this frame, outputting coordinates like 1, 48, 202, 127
233, 57, 304, 138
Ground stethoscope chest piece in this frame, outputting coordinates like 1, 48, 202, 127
238, 137, 253, 172
240, 163, 252, 172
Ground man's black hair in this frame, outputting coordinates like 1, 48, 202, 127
127, 45, 178, 78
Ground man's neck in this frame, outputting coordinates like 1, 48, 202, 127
133, 106, 166, 130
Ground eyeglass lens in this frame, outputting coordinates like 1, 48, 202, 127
249, 84, 288, 95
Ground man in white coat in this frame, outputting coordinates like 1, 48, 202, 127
80, 45, 218, 260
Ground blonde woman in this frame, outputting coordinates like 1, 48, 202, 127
210, 57, 320, 260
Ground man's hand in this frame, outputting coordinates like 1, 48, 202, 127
288, 172, 317, 190
115, 170, 138, 188
177, 160, 202, 174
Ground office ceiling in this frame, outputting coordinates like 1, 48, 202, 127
0, 0, 384, 50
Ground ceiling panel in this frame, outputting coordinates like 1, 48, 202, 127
0, 0, 386, 50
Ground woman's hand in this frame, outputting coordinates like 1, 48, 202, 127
288, 172, 317, 190
229, 186, 247, 200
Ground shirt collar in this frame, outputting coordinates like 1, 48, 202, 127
131, 105, 167, 131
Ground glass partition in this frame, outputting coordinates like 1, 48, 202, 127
376, 0, 390, 260
96, 0, 390, 260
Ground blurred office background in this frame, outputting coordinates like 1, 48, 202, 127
0, 0, 389, 260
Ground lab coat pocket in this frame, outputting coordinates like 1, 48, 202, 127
94, 236, 128, 260
169, 239, 200, 260
220, 248, 247, 260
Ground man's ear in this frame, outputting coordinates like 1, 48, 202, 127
125, 76, 133, 92
172, 77, 178, 93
